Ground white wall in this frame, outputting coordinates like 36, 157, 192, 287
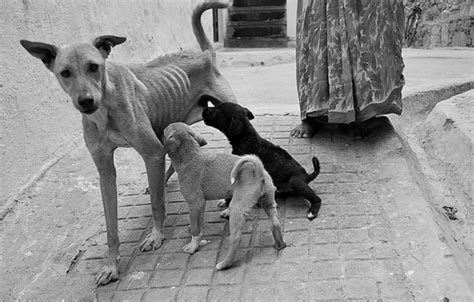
287, 0, 297, 40
0, 0, 215, 211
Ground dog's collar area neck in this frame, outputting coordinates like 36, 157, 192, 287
229, 128, 259, 140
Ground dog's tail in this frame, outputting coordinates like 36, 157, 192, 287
192, 1, 230, 62
231, 155, 266, 185
306, 156, 321, 183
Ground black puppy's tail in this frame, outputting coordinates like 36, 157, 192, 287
306, 156, 320, 183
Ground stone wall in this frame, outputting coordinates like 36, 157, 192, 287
406, 0, 473, 47
0, 0, 214, 210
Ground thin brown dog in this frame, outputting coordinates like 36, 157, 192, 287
20, 2, 236, 285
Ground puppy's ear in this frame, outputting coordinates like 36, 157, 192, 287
245, 108, 255, 120
190, 132, 208, 147
198, 95, 213, 107
164, 137, 180, 154
228, 118, 243, 137
206, 95, 224, 107
93, 35, 126, 59
20, 40, 58, 71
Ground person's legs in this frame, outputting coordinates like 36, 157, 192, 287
292, 0, 330, 139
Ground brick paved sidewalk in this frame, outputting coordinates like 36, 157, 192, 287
65, 115, 470, 301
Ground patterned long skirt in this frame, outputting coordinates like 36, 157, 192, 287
296, 0, 405, 123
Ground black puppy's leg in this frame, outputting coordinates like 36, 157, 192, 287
218, 197, 231, 208
219, 197, 232, 219
165, 165, 175, 182
289, 176, 322, 220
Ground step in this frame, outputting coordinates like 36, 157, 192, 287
227, 25, 286, 38
227, 19, 287, 26
229, 5, 286, 13
415, 90, 473, 216
228, 10, 286, 23
390, 86, 474, 289
224, 37, 288, 48
233, 0, 285, 7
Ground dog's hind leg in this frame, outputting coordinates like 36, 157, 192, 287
216, 208, 245, 270
289, 176, 322, 220
262, 197, 286, 250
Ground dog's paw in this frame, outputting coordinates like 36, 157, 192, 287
95, 261, 119, 286
306, 210, 317, 220
140, 231, 165, 252
182, 241, 200, 254
220, 208, 230, 219
215, 261, 231, 271
275, 241, 287, 251
217, 199, 228, 208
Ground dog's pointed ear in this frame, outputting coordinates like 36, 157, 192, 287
206, 95, 224, 107
198, 95, 212, 107
190, 131, 208, 147
164, 137, 180, 154
93, 35, 126, 59
245, 108, 255, 120
20, 40, 58, 71
228, 118, 243, 137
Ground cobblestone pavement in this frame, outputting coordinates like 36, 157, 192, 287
60, 115, 467, 301
2, 114, 471, 300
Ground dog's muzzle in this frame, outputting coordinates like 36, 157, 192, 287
78, 97, 98, 114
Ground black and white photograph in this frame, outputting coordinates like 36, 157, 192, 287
1, 0, 473, 300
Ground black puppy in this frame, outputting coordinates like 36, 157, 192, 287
201, 95, 322, 220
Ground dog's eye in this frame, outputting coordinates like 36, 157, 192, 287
89, 63, 99, 72
60, 70, 71, 78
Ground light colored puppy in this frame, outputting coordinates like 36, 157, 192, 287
163, 123, 286, 269
217, 154, 286, 270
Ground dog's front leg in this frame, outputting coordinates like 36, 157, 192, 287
182, 198, 205, 254
139, 153, 166, 251
90, 147, 120, 286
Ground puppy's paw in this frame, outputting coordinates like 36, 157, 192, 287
182, 241, 200, 254
215, 261, 231, 271
275, 241, 287, 251
217, 199, 228, 208
140, 231, 165, 252
220, 208, 230, 219
306, 209, 317, 220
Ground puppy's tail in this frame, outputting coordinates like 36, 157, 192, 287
231, 155, 265, 185
306, 156, 320, 183
192, 2, 230, 62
